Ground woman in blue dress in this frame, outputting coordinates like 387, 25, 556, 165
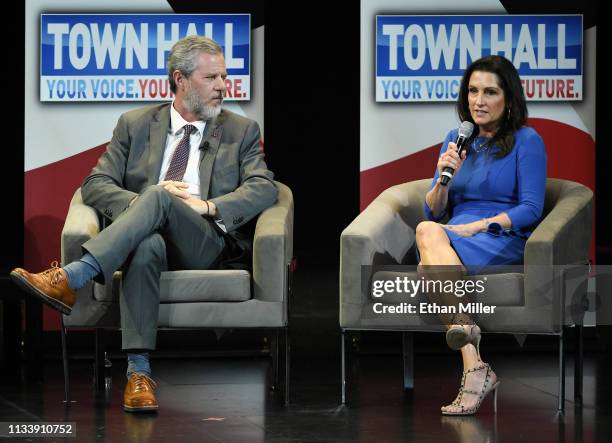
416, 55, 547, 415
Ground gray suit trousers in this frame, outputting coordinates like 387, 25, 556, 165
82, 186, 226, 350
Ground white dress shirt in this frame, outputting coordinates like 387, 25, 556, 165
158, 103, 227, 232
158, 103, 206, 198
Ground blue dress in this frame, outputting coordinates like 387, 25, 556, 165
423, 126, 547, 269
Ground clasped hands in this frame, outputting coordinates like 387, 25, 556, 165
129, 181, 214, 216
160, 180, 213, 216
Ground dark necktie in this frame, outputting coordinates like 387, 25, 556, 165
164, 124, 196, 181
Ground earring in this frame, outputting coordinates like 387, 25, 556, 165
506, 108, 511, 120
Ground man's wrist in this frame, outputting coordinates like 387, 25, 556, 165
208, 201, 217, 217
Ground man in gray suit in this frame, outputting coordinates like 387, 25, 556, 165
10, 36, 278, 412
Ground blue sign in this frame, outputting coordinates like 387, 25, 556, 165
40, 14, 251, 102
376, 15, 583, 102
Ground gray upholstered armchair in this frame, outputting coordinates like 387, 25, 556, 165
340, 178, 592, 410
60, 181, 294, 405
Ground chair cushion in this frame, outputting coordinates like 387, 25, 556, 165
93, 270, 252, 303
370, 271, 524, 307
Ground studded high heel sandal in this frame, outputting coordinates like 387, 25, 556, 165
446, 324, 482, 358
441, 362, 499, 416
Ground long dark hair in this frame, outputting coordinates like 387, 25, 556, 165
456, 55, 528, 157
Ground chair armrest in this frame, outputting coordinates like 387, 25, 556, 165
525, 181, 593, 266
252, 181, 294, 304
524, 180, 593, 309
61, 188, 100, 266
340, 179, 430, 316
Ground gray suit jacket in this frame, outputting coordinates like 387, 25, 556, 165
81, 103, 278, 258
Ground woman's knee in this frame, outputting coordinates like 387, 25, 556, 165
416, 221, 447, 249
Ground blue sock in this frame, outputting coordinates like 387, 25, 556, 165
63, 253, 102, 290
126, 352, 151, 379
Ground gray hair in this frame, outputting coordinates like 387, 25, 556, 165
167, 36, 223, 93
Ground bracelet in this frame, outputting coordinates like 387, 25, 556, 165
481, 218, 490, 231
204, 200, 210, 216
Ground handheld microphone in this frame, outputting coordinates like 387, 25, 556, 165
440, 121, 474, 186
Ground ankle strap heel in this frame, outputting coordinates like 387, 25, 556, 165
441, 362, 499, 416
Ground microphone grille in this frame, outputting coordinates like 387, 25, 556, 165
458, 121, 474, 138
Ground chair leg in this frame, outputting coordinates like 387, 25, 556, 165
558, 329, 565, 411
574, 325, 583, 405
402, 332, 414, 390
270, 330, 279, 391
283, 327, 290, 406
340, 329, 346, 405
341, 330, 360, 405
60, 316, 70, 403
94, 329, 106, 392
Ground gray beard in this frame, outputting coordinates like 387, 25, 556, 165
184, 89, 222, 120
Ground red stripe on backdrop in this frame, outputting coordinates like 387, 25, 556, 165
529, 118, 596, 261
360, 118, 596, 257
360, 143, 442, 211
25, 144, 107, 330
528, 118, 595, 191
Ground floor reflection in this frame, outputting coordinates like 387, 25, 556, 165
441, 415, 496, 443
0, 352, 609, 442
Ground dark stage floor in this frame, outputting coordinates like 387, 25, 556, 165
2, 253, 612, 442
0, 350, 610, 442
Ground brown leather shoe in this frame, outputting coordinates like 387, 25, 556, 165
124, 373, 159, 413
10, 261, 76, 315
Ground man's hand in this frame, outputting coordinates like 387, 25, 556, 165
159, 180, 191, 199
182, 196, 215, 216
158, 181, 216, 216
